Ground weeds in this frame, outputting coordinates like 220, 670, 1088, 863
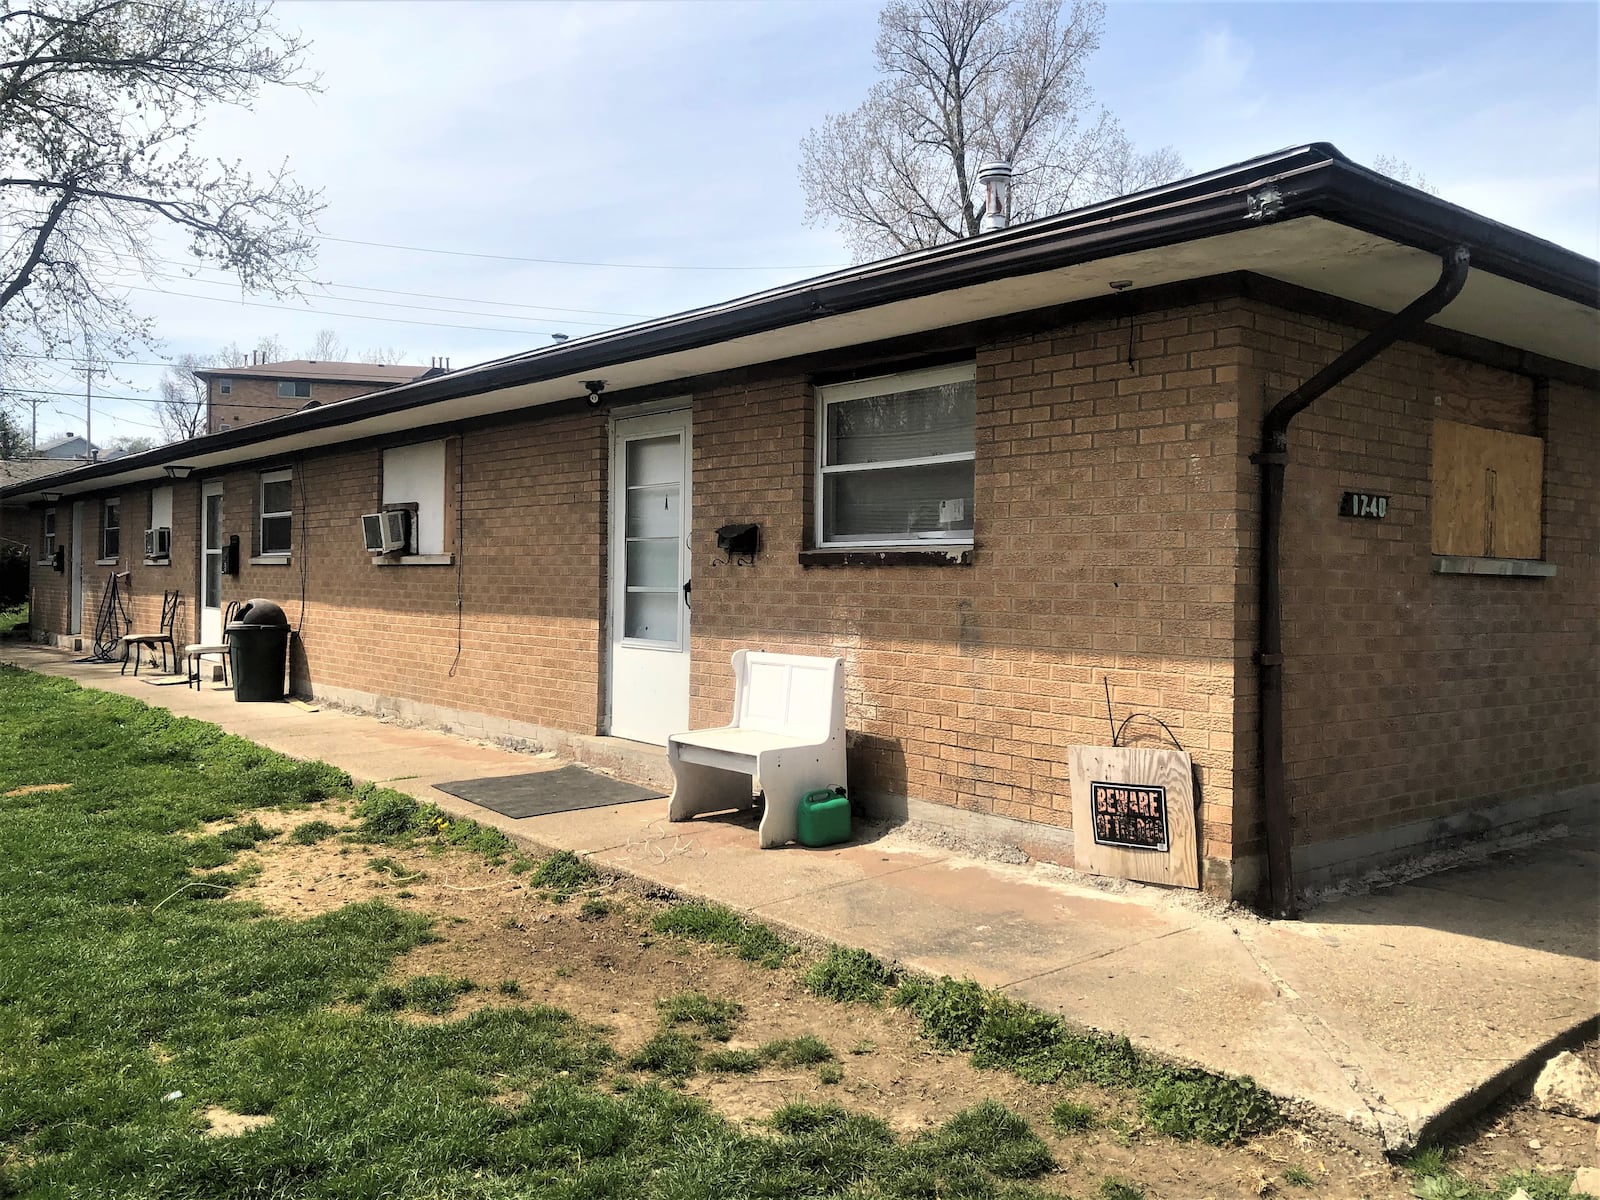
531, 850, 600, 894
702, 1048, 763, 1073
627, 1030, 701, 1078
651, 899, 796, 967
818, 1062, 843, 1085
579, 897, 611, 920
890, 971, 1279, 1145
1100, 1178, 1145, 1200
362, 975, 476, 1016
656, 991, 742, 1041
1282, 1164, 1315, 1187
288, 818, 339, 845
761, 1035, 835, 1066
1050, 1099, 1099, 1132
352, 786, 511, 860
801, 943, 896, 1003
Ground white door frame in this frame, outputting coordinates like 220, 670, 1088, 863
200, 481, 225, 646
606, 406, 692, 745
68, 501, 84, 636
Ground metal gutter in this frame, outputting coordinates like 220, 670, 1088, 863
3, 142, 1595, 503
1255, 246, 1472, 919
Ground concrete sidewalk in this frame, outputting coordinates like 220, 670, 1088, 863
4, 643, 1595, 1153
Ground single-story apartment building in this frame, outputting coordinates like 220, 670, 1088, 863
3, 144, 1595, 913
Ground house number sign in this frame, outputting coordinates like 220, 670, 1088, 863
1089, 781, 1170, 852
1339, 491, 1389, 519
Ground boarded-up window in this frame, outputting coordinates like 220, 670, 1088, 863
1431, 419, 1542, 559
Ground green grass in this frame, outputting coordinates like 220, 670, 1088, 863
892, 972, 1280, 1145
0, 602, 27, 636
0, 668, 1072, 1199
530, 849, 600, 894
1403, 1146, 1580, 1200
352, 784, 512, 861
287, 818, 339, 845
1282, 1163, 1315, 1187
1099, 1178, 1145, 1200
801, 943, 897, 1003
1050, 1099, 1099, 1132
760, 1034, 836, 1066
657, 991, 742, 1041
651, 898, 798, 967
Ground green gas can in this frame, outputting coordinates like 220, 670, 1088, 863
797, 786, 851, 848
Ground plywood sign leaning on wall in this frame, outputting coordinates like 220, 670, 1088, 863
1068, 746, 1199, 889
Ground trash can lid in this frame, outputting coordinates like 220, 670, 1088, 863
227, 598, 289, 628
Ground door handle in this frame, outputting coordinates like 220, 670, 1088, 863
682, 579, 691, 610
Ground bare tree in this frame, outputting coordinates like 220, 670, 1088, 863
359, 345, 410, 365
0, 0, 324, 367
305, 328, 346, 360
158, 353, 210, 442
800, 0, 1184, 261
1371, 154, 1441, 197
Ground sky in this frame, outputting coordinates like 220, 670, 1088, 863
19, 0, 1599, 448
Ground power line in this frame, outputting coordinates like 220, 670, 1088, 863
6, 385, 319, 414
315, 232, 846, 273
144, 269, 623, 329
125, 283, 572, 337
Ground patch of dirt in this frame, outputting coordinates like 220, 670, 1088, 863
200, 1107, 274, 1137
222, 804, 1590, 1200
1442, 1039, 1600, 1182
2, 783, 69, 798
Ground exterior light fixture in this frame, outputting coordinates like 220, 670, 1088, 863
163, 464, 194, 479
583, 380, 607, 407
42, 491, 62, 502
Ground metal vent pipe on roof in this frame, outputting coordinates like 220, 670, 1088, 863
978, 161, 1013, 233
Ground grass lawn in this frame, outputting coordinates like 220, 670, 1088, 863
0, 668, 1062, 1199
0, 665, 1585, 1200
0, 604, 26, 637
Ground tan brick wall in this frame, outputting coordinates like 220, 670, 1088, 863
689, 299, 1252, 878
208, 377, 386, 434
1239, 301, 1599, 860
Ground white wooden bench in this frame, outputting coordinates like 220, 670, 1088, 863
667, 650, 846, 848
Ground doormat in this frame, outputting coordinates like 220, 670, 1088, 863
434, 765, 665, 819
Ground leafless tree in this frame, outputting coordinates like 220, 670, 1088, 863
157, 353, 210, 442
305, 328, 346, 361
1371, 154, 1441, 197
359, 345, 410, 365
0, 0, 324, 367
800, 0, 1184, 261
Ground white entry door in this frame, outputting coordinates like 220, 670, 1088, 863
200, 482, 225, 645
69, 501, 84, 636
608, 409, 691, 744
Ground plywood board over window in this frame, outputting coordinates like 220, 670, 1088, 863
1431, 419, 1543, 560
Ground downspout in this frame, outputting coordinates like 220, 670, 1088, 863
1256, 245, 1470, 919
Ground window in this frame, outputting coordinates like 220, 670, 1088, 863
259, 469, 293, 555
101, 498, 120, 560
42, 508, 56, 558
277, 380, 311, 399
146, 485, 173, 561
381, 441, 446, 556
1431, 419, 1542, 559
218, 378, 232, 395
816, 363, 976, 547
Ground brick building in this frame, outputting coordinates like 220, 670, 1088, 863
194, 359, 442, 433
3, 145, 1594, 911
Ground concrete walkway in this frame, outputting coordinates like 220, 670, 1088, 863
4, 643, 1595, 1153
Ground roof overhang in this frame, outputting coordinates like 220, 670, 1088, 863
6, 143, 1596, 505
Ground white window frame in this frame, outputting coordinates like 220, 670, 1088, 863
41, 507, 57, 560
218, 378, 232, 395
276, 380, 311, 399
259, 468, 293, 556
814, 361, 976, 550
100, 497, 121, 561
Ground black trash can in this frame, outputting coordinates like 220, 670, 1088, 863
227, 598, 290, 702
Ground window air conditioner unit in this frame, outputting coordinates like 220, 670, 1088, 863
361, 510, 410, 554
144, 527, 171, 558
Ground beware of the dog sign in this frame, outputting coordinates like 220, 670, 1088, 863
1068, 746, 1198, 889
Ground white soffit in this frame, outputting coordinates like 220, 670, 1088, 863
11, 217, 1595, 501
